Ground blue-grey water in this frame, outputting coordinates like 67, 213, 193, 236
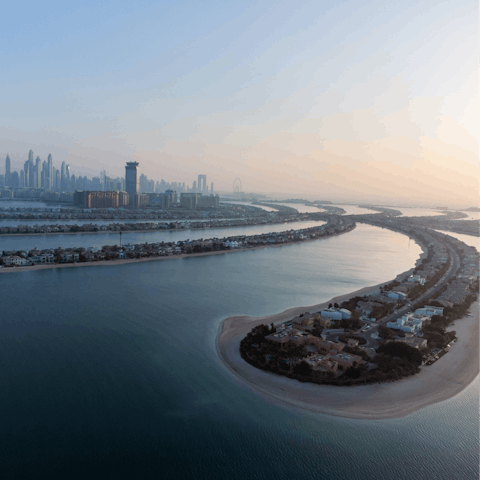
0, 220, 325, 251
0, 224, 477, 479
0, 200, 56, 209
0, 218, 238, 228
435, 230, 479, 251
221, 201, 279, 212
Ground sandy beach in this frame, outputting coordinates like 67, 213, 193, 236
216, 284, 479, 420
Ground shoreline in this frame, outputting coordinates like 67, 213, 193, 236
0, 228, 349, 273
216, 282, 479, 421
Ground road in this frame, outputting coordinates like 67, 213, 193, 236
326, 235, 461, 349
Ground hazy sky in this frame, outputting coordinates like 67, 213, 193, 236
1, 0, 478, 205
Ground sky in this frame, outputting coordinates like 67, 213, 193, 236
1, 0, 478, 206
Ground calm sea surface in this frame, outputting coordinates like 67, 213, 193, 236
0, 224, 477, 479
0, 220, 325, 251
435, 230, 479, 252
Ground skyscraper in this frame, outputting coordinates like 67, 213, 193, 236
27, 151, 34, 188
42, 161, 48, 188
125, 161, 139, 202
47, 154, 53, 190
198, 174, 207, 193
66, 164, 71, 190
5, 154, 11, 186
24, 160, 30, 188
35, 156, 41, 188
61, 161, 67, 190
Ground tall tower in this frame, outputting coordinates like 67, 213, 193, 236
35, 156, 41, 188
61, 161, 66, 190
42, 161, 48, 188
66, 164, 71, 190
24, 160, 30, 188
5, 154, 11, 186
27, 150, 35, 187
47, 154, 53, 190
211, 182, 214, 194
125, 161, 139, 203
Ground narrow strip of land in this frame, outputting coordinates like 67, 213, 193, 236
0, 225, 352, 273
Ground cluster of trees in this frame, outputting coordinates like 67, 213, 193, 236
370, 303, 395, 321
342, 345, 370, 361
239, 323, 422, 387
422, 323, 455, 349
340, 296, 364, 312
340, 316, 362, 331
378, 325, 396, 340
239, 324, 309, 374
382, 280, 400, 292
338, 334, 367, 345
376, 341, 422, 365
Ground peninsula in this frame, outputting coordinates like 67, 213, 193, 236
217, 221, 479, 419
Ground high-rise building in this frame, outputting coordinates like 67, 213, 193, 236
5, 155, 11, 186
74, 190, 130, 208
35, 156, 41, 189
125, 162, 139, 204
165, 189, 177, 204
41, 161, 48, 188
27, 150, 35, 188
211, 182, 214, 194
61, 161, 66, 190
10, 171, 19, 189
66, 164, 71, 190
180, 193, 202, 210
198, 174, 207, 193
24, 160, 30, 188
47, 154, 53, 190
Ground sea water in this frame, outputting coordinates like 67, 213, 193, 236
0, 224, 477, 479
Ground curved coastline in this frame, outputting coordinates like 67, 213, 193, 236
216, 274, 479, 421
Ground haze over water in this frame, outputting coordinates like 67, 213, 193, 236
1, 224, 478, 479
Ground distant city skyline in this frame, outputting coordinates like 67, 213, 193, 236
2, 151, 217, 197
1, 1, 478, 206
